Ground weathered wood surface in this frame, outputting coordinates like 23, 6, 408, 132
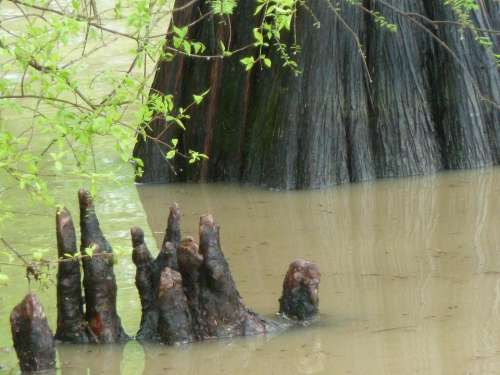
10, 293, 56, 373
157, 267, 193, 344
55, 207, 90, 343
279, 259, 321, 320
132, 203, 320, 345
131, 226, 159, 340
78, 189, 128, 343
9, 191, 322, 375
134, 0, 500, 189
131, 203, 182, 341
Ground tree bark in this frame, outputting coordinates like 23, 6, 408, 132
279, 259, 321, 320
55, 207, 90, 343
79, 189, 128, 343
134, 0, 500, 189
131, 226, 159, 340
131, 206, 293, 344
157, 267, 193, 344
155, 203, 181, 273
10, 293, 56, 373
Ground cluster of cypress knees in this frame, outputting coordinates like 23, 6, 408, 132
9, 189, 321, 373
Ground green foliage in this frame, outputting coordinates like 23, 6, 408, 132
370, 10, 398, 32
445, 0, 498, 65
249, 0, 300, 74
211, 0, 238, 16
445, 0, 478, 25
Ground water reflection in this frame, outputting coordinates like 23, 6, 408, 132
2, 168, 500, 374
58, 344, 126, 375
138, 326, 326, 375
134, 168, 500, 374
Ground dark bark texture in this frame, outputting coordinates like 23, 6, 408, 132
130, 203, 182, 344
130, 204, 304, 344
79, 189, 128, 343
131, 226, 159, 340
279, 259, 321, 320
157, 267, 193, 344
185, 215, 268, 339
55, 207, 90, 343
10, 293, 56, 373
133, 0, 500, 189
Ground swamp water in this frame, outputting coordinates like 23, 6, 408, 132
1, 167, 500, 374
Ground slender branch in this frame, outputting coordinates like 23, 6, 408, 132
0, 95, 92, 111
0, 237, 29, 266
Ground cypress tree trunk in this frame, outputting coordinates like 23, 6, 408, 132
424, 0, 500, 168
134, 0, 500, 189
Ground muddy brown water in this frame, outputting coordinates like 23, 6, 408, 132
2, 168, 500, 374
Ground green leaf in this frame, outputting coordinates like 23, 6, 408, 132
166, 150, 176, 159
240, 56, 255, 71
253, 28, 264, 45
33, 251, 43, 261
210, 0, 237, 15
193, 95, 203, 105
173, 26, 188, 39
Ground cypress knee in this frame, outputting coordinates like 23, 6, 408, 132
157, 267, 193, 345
79, 189, 128, 343
155, 241, 178, 275
164, 202, 182, 247
131, 227, 159, 340
279, 259, 321, 320
55, 207, 90, 343
177, 236, 204, 338
10, 293, 55, 373
155, 203, 182, 273
195, 215, 267, 338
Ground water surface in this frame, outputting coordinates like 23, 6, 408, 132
2, 167, 500, 374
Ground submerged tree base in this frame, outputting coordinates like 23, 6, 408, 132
10, 294, 56, 373
10, 189, 321, 372
54, 189, 129, 344
131, 202, 320, 344
133, 0, 500, 189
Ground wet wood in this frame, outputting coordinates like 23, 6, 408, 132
12, 192, 322, 356
155, 204, 182, 273
132, 203, 322, 344
176, 237, 204, 338
157, 267, 193, 344
10, 293, 56, 373
131, 226, 159, 340
132, 205, 286, 344
55, 207, 90, 343
163, 202, 182, 248
279, 259, 321, 320
78, 189, 128, 343
193, 214, 267, 338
